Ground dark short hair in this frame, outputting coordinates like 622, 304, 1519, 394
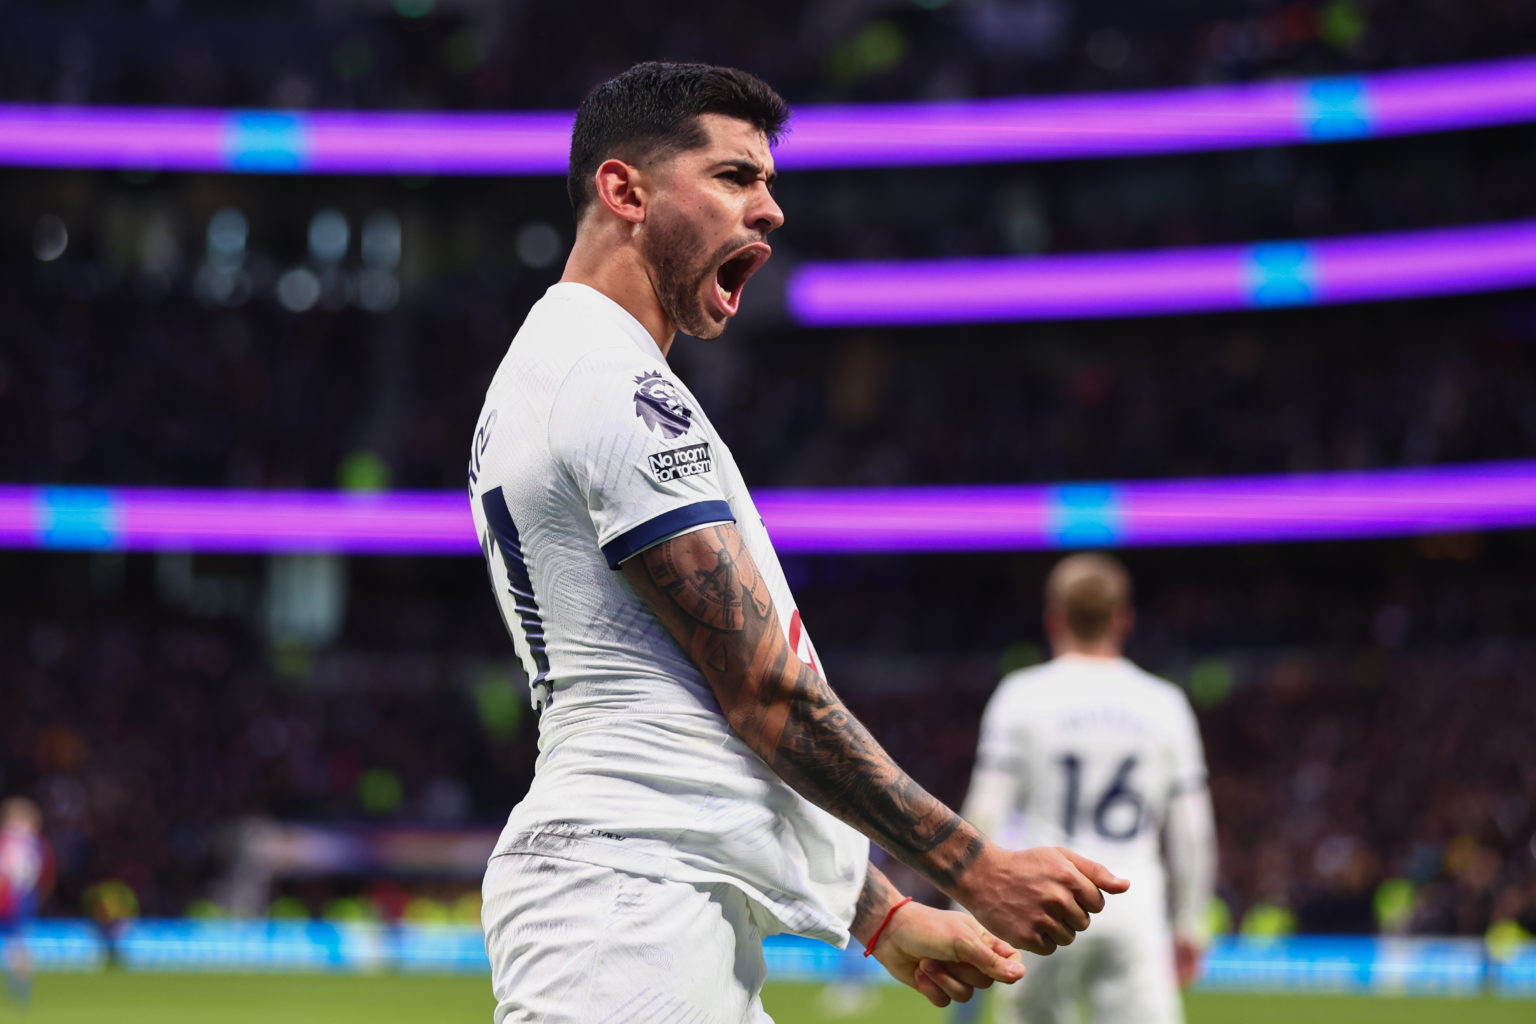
567, 61, 790, 220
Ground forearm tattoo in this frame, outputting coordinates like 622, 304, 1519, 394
850, 864, 899, 944
626, 526, 986, 891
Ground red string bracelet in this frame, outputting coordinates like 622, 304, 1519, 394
862, 896, 914, 957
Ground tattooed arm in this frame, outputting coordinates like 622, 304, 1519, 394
625, 523, 978, 886
620, 523, 1128, 954
850, 863, 903, 945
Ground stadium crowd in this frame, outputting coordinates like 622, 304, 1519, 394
5, 278, 1535, 493
3, 72, 1533, 492
1, 537, 1533, 941
3, 0, 1536, 110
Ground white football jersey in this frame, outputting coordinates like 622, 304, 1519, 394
468, 283, 867, 945
963, 654, 1213, 939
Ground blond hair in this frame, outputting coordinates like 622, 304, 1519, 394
1045, 553, 1132, 643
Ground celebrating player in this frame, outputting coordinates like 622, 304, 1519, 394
468, 62, 1128, 1023
955, 553, 1217, 1024
0, 797, 53, 1008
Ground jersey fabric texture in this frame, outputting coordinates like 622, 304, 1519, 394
961, 654, 1215, 1024
482, 852, 774, 1024
468, 283, 868, 946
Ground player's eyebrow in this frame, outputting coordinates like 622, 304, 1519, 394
714, 158, 777, 189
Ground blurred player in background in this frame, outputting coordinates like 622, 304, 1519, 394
954, 554, 1216, 1024
469, 61, 1127, 1023
0, 797, 53, 1008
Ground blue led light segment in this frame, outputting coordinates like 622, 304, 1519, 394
225, 113, 310, 171
1045, 485, 1124, 546
39, 488, 119, 549
1302, 77, 1373, 139
1244, 242, 1319, 306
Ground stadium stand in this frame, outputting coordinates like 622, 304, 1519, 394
1, 0, 1532, 962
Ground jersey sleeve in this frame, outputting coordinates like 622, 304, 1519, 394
963, 683, 1030, 841
549, 351, 735, 568
1164, 693, 1216, 943
1168, 692, 1210, 796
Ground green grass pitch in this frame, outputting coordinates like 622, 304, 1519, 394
1, 973, 1530, 1023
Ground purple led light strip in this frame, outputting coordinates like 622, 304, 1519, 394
127, 489, 472, 554
1314, 220, 1536, 304
1, 461, 1531, 555
0, 107, 226, 170
787, 219, 1536, 324
1118, 463, 1536, 546
303, 110, 574, 174
0, 56, 1534, 173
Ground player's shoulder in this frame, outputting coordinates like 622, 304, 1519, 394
1111, 657, 1181, 695
1117, 658, 1176, 690
992, 656, 1187, 707
503, 284, 653, 377
987, 661, 1063, 712
1114, 660, 1200, 727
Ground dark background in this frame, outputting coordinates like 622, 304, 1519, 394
2, 0, 1534, 939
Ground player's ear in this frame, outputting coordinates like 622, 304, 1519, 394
593, 158, 648, 226
1043, 607, 1064, 649
1116, 606, 1136, 642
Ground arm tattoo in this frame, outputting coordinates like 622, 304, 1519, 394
850, 864, 899, 944
624, 526, 986, 892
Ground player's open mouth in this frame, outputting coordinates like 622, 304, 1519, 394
712, 243, 771, 317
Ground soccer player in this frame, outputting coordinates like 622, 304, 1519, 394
0, 797, 52, 1008
955, 553, 1217, 1024
468, 62, 1128, 1023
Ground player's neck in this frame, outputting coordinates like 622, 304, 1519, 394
1052, 643, 1122, 660
561, 232, 678, 357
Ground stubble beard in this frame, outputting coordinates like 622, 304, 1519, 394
641, 212, 748, 342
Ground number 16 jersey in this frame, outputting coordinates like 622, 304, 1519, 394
963, 653, 1212, 939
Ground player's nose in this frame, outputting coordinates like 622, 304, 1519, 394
748, 184, 784, 236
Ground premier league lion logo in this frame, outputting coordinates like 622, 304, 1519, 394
632, 372, 693, 439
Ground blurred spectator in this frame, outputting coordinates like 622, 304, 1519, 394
0, 796, 53, 1005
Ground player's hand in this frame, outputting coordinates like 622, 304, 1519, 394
1173, 935, 1204, 987
868, 901, 1025, 1007
954, 844, 1129, 955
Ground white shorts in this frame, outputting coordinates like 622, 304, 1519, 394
482, 852, 775, 1024
994, 923, 1182, 1024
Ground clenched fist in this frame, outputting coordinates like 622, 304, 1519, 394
952, 845, 1129, 955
